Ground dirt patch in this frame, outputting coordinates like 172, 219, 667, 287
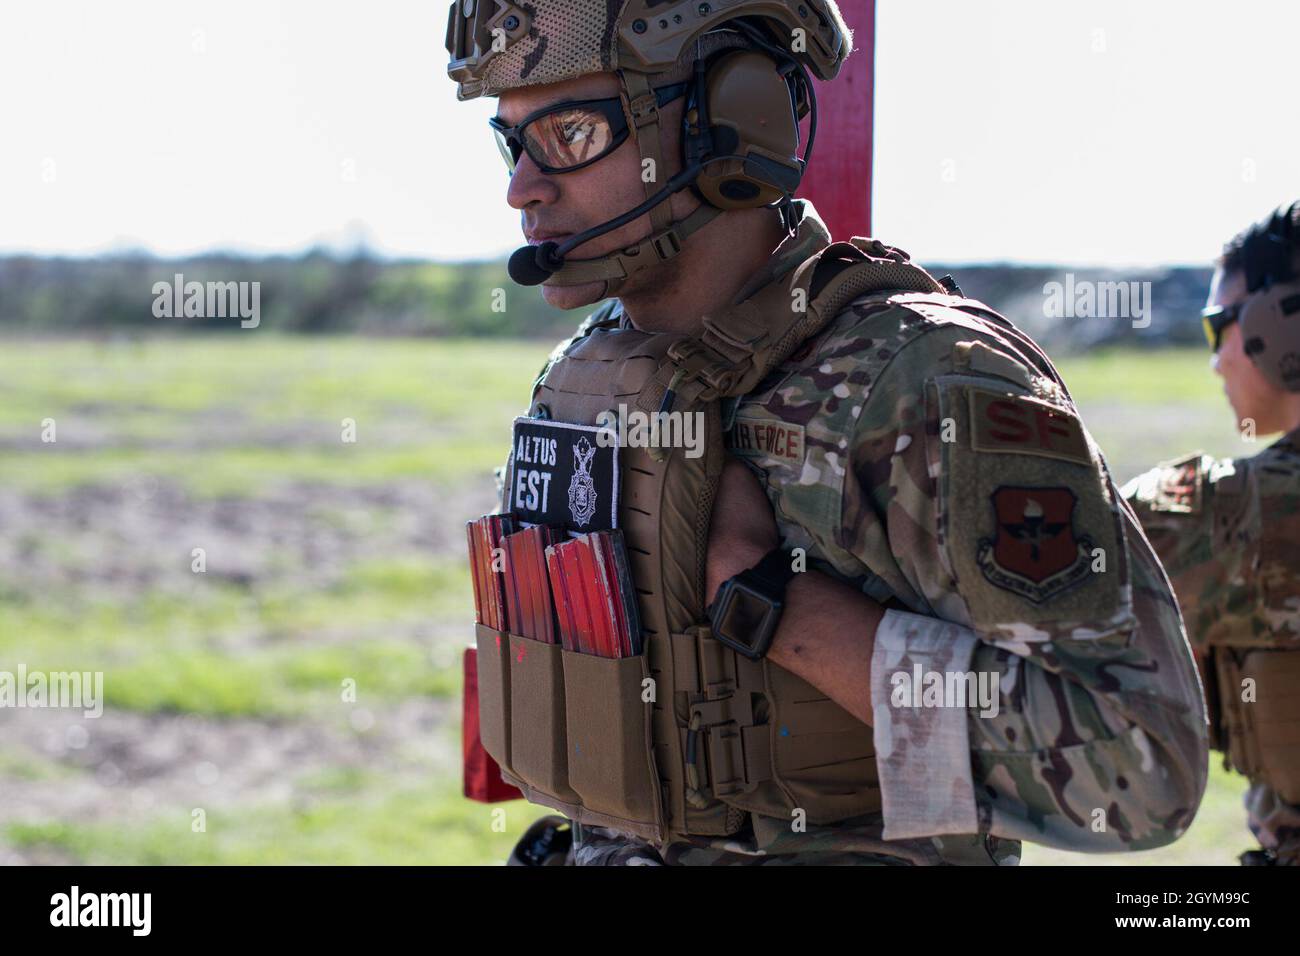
0, 479, 495, 602
0, 698, 461, 864
0, 474, 496, 864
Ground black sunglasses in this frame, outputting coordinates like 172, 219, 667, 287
1201, 303, 1242, 353
488, 82, 688, 175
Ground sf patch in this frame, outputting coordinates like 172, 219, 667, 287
932, 375, 1129, 634
968, 386, 1090, 465
977, 486, 1095, 603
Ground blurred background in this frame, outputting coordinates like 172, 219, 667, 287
1, 0, 1297, 864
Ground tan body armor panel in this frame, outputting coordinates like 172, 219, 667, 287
1193, 465, 1300, 803
475, 238, 945, 843
1208, 647, 1300, 803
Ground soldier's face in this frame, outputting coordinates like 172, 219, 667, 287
497, 72, 697, 311
1208, 266, 1284, 434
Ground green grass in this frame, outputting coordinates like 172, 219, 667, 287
0, 443, 517, 496
0, 337, 545, 423
1055, 347, 1261, 482
0, 336, 550, 494
1057, 348, 1222, 406
4, 781, 531, 865
0, 556, 472, 717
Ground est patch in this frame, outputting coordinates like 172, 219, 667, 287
507, 417, 619, 532
968, 387, 1091, 466
728, 416, 807, 467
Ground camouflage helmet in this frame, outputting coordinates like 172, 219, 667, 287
445, 0, 852, 100
445, 1, 853, 298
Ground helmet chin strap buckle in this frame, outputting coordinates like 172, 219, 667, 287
650, 229, 684, 261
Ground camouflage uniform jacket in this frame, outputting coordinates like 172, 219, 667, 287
1124, 433, 1300, 862
527, 200, 1208, 865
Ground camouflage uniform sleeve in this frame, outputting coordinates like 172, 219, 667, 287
1120, 454, 1237, 645
841, 319, 1207, 850
1125, 444, 1300, 861
1120, 453, 1216, 570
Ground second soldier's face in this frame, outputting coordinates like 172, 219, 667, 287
1208, 266, 1285, 434
497, 72, 699, 311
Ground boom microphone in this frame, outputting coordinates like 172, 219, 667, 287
505, 164, 704, 287
507, 242, 560, 286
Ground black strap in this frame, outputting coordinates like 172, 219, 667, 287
744, 546, 797, 593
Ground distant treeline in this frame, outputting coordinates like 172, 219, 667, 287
0, 253, 572, 340
0, 252, 1213, 351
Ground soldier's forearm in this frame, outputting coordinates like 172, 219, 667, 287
767, 569, 883, 725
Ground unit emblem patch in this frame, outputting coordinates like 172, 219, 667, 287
976, 485, 1095, 603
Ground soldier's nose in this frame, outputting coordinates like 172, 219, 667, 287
506, 153, 561, 212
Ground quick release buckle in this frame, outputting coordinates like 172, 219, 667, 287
683, 668, 764, 800
627, 92, 661, 128
666, 339, 742, 395
650, 229, 683, 261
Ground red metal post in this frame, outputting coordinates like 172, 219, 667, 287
796, 0, 875, 241
463, 648, 523, 803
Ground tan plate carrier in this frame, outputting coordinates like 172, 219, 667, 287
475, 238, 945, 843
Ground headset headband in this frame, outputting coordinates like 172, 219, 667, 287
1243, 201, 1300, 293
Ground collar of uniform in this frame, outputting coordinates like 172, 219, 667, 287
610, 198, 833, 332
732, 197, 832, 305
1277, 425, 1300, 453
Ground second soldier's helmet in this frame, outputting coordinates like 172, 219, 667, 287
444, 1, 853, 295
1233, 201, 1300, 391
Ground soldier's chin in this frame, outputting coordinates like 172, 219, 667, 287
1230, 399, 1269, 435
541, 280, 607, 311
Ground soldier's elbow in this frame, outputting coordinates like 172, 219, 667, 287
1110, 731, 1207, 851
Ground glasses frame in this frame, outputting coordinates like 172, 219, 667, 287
1201, 302, 1243, 353
488, 82, 688, 175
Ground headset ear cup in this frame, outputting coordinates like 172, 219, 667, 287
690, 50, 805, 210
1239, 281, 1300, 391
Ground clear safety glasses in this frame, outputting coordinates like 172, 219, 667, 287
488, 82, 687, 175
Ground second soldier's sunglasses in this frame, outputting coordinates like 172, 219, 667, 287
489, 82, 688, 175
1201, 303, 1242, 353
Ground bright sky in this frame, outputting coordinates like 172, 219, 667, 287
1, 0, 1296, 265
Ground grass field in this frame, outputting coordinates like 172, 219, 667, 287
0, 336, 1264, 865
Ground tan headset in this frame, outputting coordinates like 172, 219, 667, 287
681, 26, 815, 212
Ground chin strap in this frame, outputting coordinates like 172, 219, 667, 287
541, 202, 723, 297
622, 70, 675, 237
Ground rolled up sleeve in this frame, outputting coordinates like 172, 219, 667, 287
870, 609, 982, 839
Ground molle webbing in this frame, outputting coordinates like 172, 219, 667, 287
509, 239, 939, 841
